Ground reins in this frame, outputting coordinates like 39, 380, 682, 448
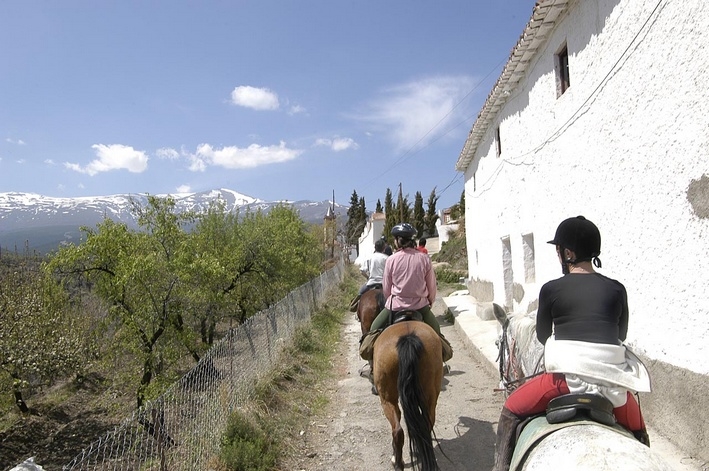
496, 321, 545, 394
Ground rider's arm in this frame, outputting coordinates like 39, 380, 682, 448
424, 258, 436, 306
536, 282, 554, 345
618, 286, 629, 342
382, 259, 393, 298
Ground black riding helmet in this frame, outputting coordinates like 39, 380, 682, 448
391, 222, 417, 240
547, 216, 602, 268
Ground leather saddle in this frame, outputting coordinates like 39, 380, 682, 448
389, 309, 423, 325
546, 393, 616, 427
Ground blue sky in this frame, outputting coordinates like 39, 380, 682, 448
0, 1, 533, 210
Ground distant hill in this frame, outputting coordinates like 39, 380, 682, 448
0, 189, 348, 254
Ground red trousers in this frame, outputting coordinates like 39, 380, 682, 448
505, 372, 646, 432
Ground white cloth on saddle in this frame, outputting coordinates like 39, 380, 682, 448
544, 337, 652, 408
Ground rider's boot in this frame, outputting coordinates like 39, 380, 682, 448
440, 333, 453, 362
349, 294, 361, 312
633, 428, 650, 447
493, 407, 522, 471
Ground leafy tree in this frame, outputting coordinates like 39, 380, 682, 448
47, 196, 198, 407
0, 261, 92, 412
375, 199, 383, 213
425, 188, 440, 237
413, 191, 425, 238
395, 184, 411, 224
344, 190, 362, 247
357, 196, 367, 237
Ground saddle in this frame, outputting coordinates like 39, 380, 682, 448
358, 309, 425, 362
389, 309, 423, 325
545, 393, 616, 427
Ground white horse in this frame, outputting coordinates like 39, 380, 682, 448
494, 304, 673, 471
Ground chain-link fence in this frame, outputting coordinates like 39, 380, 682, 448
61, 259, 345, 471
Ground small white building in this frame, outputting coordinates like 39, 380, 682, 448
456, 0, 708, 460
353, 212, 386, 268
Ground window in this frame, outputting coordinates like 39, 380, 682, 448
495, 126, 502, 157
501, 236, 513, 311
522, 233, 536, 283
555, 43, 570, 97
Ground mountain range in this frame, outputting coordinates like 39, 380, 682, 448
0, 189, 347, 255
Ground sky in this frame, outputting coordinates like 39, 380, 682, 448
0, 1, 535, 211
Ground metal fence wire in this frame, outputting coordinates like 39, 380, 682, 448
61, 259, 345, 471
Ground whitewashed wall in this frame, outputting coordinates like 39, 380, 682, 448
354, 215, 385, 269
463, 0, 709, 375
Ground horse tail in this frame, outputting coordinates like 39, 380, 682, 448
397, 333, 438, 471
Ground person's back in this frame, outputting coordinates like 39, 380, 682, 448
537, 272, 628, 345
492, 216, 650, 471
383, 247, 434, 311
366, 251, 389, 286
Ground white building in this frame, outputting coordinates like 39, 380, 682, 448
456, 0, 708, 460
353, 212, 386, 268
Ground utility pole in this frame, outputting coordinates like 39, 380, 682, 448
399, 182, 404, 222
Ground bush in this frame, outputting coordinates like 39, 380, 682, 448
220, 412, 277, 471
435, 267, 466, 284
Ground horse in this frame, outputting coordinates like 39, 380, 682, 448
372, 320, 443, 471
493, 304, 673, 471
356, 287, 384, 336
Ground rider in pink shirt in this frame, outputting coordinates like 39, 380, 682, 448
366, 223, 452, 361
382, 241, 436, 313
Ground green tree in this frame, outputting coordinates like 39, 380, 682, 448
383, 188, 395, 244
344, 190, 362, 247
47, 196, 197, 407
0, 259, 92, 412
45, 196, 322, 408
413, 191, 425, 238
395, 184, 411, 224
375, 199, 383, 213
425, 188, 440, 237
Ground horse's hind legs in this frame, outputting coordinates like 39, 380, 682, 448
390, 423, 404, 470
381, 401, 404, 470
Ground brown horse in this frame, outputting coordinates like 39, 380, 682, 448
356, 287, 384, 336
372, 321, 443, 471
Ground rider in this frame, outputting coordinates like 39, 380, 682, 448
349, 239, 389, 312
365, 223, 452, 361
493, 216, 651, 471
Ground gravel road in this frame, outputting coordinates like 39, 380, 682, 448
283, 294, 505, 471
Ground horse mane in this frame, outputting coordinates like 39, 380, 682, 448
508, 310, 545, 377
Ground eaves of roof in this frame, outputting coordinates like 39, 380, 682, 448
455, 0, 571, 172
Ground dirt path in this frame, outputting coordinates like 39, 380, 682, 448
284, 294, 505, 471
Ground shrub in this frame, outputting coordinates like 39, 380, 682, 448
220, 412, 277, 471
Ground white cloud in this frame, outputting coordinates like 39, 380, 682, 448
6, 138, 26, 145
176, 184, 191, 193
314, 136, 359, 152
188, 142, 302, 171
230, 86, 280, 110
156, 147, 180, 160
65, 144, 149, 176
288, 104, 307, 116
44, 159, 55, 165
356, 76, 475, 151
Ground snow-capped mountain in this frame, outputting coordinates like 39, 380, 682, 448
0, 189, 346, 254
